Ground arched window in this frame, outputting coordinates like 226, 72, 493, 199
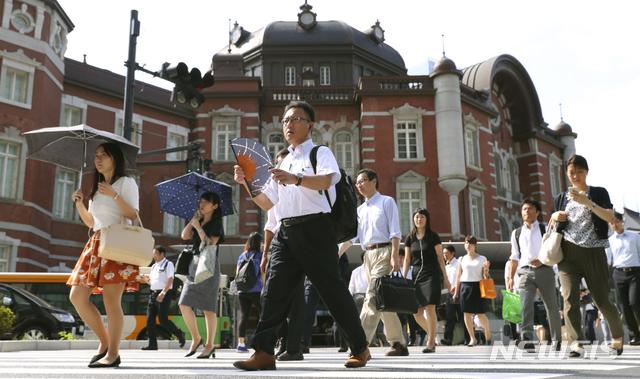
266, 132, 286, 160
333, 131, 353, 172
495, 155, 504, 196
311, 130, 322, 145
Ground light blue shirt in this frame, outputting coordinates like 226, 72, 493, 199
355, 192, 401, 249
607, 230, 640, 268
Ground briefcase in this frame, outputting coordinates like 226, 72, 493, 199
373, 273, 419, 314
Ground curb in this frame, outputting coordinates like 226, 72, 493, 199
0, 339, 183, 352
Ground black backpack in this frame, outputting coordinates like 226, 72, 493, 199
310, 145, 358, 243
235, 253, 258, 292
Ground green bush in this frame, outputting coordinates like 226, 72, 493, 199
0, 306, 16, 335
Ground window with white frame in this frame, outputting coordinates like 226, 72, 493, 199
395, 171, 427, 235
333, 131, 353, 172
465, 125, 481, 168
0, 65, 29, 104
214, 120, 238, 161
60, 104, 83, 126
395, 121, 418, 159
0, 140, 20, 198
311, 129, 322, 145
285, 65, 296, 86
549, 154, 563, 198
508, 159, 519, 195
167, 132, 187, 161
302, 64, 314, 87
0, 244, 9, 272
266, 132, 286, 160
495, 155, 504, 196
115, 119, 142, 146
53, 167, 78, 220
320, 65, 330, 86
398, 188, 422, 236
469, 190, 486, 239
215, 174, 238, 236
163, 213, 184, 236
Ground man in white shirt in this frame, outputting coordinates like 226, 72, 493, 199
507, 199, 562, 351
233, 101, 369, 370
141, 246, 185, 350
442, 245, 467, 345
339, 168, 408, 356
607, 212, 640, 345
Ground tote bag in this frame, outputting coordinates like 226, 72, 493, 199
539, 219, 563, 266
501, 289, 522, 324
373, 272, 419, 314
98, 214, 154, 267
479, 278, 497, 299
194, 243, 219, 284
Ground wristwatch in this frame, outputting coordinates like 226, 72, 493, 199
295, 173, 304, 186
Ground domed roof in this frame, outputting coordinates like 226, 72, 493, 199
552, 120, 574, 136
430, 55, 462, 78
219, 20, 406, 71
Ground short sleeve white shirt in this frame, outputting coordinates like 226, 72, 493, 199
348, 265, 368, 294
445, 257, 459, 285
149, 258, 175, 291
262, 139, 339, 220
264, 207, 281, 234
459, 254, 487, 282
88, 176, 139, 231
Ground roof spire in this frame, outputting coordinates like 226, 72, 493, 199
441, 34, 446, 57
559, 102, 563, 121
227, 19, 232, 54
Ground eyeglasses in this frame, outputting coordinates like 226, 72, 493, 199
355, 178, 369, 185
282, 116, 310, 125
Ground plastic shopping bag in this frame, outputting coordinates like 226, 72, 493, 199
501, 289, 522, 324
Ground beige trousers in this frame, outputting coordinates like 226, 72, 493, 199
360, 245, 406, 346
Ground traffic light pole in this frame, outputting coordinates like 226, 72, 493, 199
123, 10, 140, 141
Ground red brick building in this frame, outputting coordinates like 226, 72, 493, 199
0, 0, 575, 272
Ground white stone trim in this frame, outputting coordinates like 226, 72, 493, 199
0, 28, 64, 72
0, 231, 20, 271
361, 111, 390, 116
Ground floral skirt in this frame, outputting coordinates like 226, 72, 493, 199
66, 231, 139, 293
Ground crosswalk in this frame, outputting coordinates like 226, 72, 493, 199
1, 345, 639, 378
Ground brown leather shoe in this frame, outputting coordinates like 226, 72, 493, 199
344, 347, 371, 368
233, 350, 276, 371
385, 342, 409, 356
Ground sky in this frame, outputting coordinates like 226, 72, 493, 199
58, 0, 640, 212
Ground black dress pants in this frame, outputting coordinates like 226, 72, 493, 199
613, 268, 640, 338
251, 214, 367, 355
147, 290, 183, 347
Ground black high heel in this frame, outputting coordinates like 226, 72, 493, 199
89, 350, 108, 364
185, 339, 203, 357
197, 346, 216, 359
88, 355, 120, 368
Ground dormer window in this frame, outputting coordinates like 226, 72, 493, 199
285, 65, 296, 86
301, 64, 315, 87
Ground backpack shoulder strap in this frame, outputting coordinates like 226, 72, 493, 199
514, 226, 522, 259
539, 223, 546, 235
309, 145, 332, 207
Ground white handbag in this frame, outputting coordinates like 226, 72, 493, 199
539, 219, 564, 266
98, 214, 155, 267
194, 243, 219, 284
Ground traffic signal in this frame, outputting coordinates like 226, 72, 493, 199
160, 62, 214, 109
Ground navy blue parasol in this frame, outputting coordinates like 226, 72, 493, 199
155, 172, 234, 219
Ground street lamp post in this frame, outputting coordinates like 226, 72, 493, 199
122, 10, 140, 141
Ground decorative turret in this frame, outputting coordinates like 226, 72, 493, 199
432, 52, 467, 238
552, 104, 577, 161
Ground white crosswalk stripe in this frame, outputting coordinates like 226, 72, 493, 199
0, 346, 639, 378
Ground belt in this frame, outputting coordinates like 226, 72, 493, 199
365, 242, 391, 250
615, 266, 640, 272
281, 213, 324, 228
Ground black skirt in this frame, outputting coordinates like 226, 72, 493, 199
413, 269, 441, 307
460, 281, 486, 314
